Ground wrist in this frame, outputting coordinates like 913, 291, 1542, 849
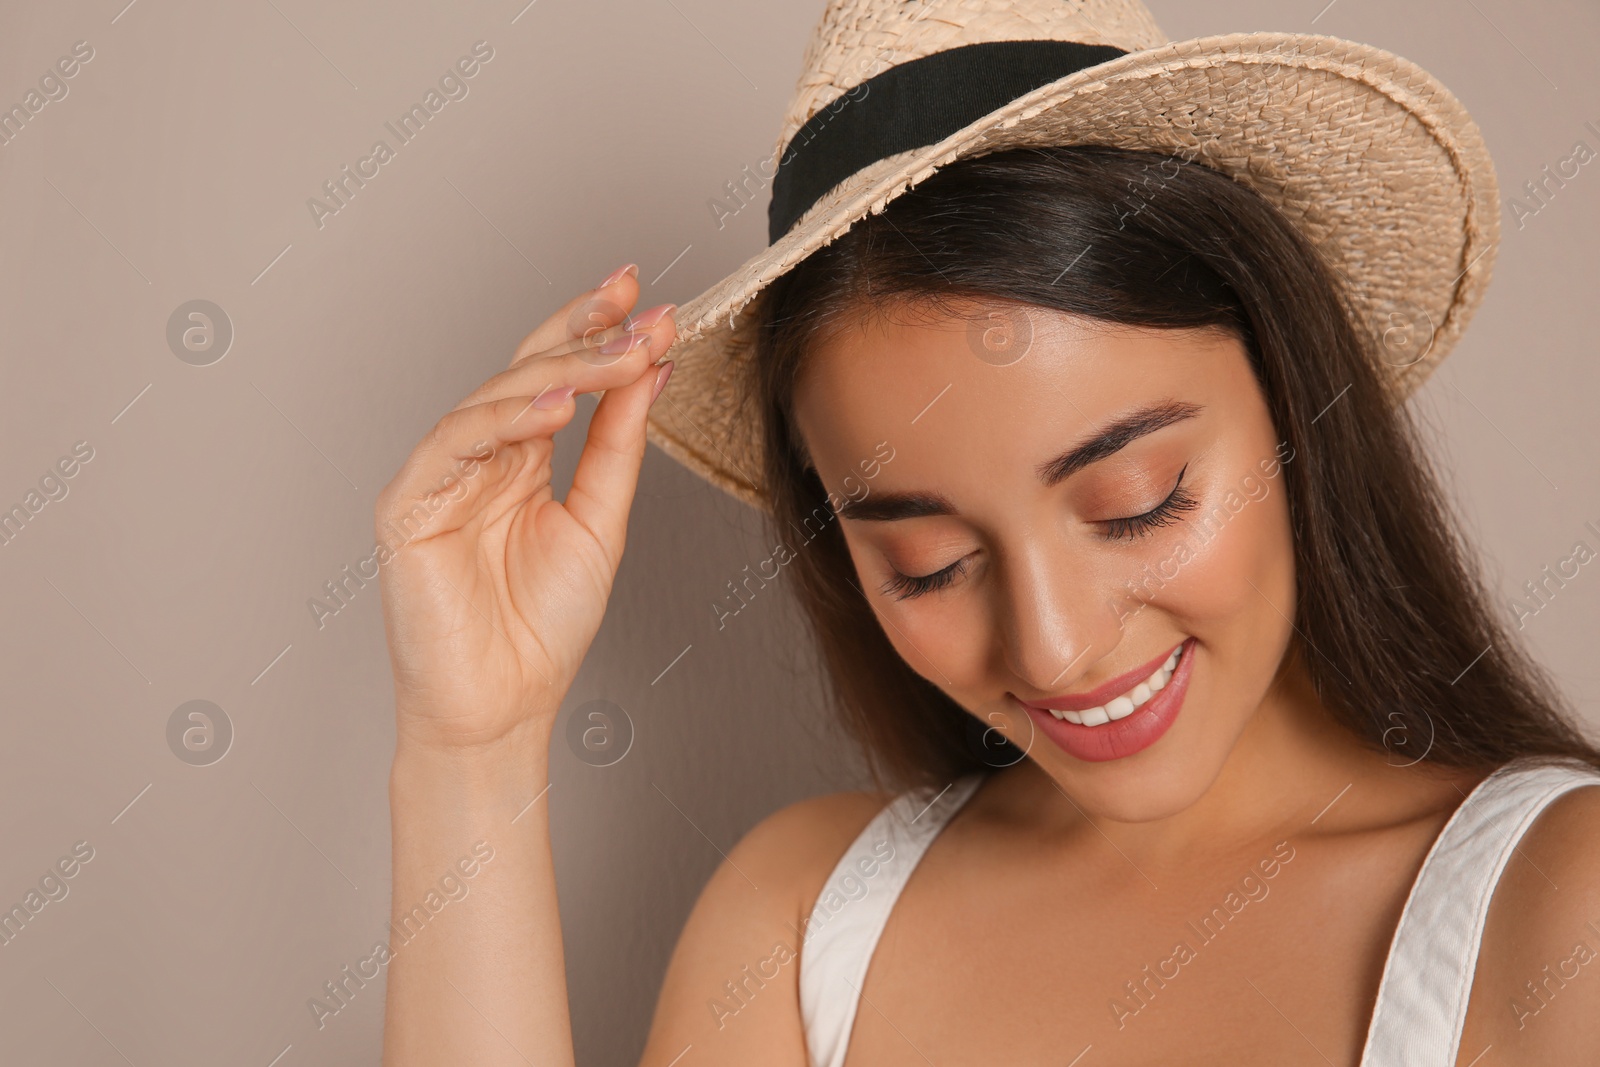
391, 720, 554, 812
394, 706, 555, 761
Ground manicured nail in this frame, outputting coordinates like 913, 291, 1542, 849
534, 385, 575, 409
598, 263, 638, 289
598, 330, 650, 355
651, 361, 674, 405
629, 303, 677, 330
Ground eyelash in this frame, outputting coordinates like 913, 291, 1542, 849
1099, 464, 1200, 541
880, 465, 1199, 601
880, 557, 970, 601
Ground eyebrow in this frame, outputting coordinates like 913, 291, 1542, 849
835, 399, 1204, 522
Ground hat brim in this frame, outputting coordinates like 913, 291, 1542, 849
646, 32, 1500, 512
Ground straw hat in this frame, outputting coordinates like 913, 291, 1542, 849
645, 0, 1499, 511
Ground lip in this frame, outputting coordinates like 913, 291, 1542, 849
1016, 637, 1195, 763
1019, 640, 1185, 713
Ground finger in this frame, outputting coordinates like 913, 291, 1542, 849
564, 345, 675, 560
457, 309, 676, 413
509, 264, 641, 369
376, 394, 580, 539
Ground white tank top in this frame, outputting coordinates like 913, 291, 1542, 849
797, 758, 1600, 1067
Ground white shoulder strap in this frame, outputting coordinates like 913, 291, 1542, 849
799, 774, 986, 1067
1359, 759, 1600, 1065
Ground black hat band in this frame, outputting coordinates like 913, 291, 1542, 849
767, 39, 1129, 244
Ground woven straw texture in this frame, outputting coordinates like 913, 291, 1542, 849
646, 0, 1500, 512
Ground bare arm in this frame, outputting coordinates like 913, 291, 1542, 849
637, 791, 888, 1066
1461, 782, 1600, 1065
385, 730, 882, 1066
385, 730, 568, 1063
374, 265, 885, 1065
376, 266, 673, 1065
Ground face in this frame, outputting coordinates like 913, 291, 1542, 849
792, 300, 1302, 822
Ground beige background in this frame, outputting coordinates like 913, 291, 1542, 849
0, 0, 1595, 1063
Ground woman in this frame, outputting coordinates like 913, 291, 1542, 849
377, 2, 1600, 1064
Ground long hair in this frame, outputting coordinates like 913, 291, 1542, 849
749, 144, 1599, 793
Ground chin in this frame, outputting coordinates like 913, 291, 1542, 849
1036, 744, 1231, 824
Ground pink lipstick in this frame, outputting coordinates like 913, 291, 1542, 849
1016, 637, 1195, 762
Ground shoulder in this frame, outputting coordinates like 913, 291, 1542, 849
1511, 772, 1600, 855
1462, 772, 1600, 1065
1482, 770, 1600, 921
743, 788, 894, 881
637, 788, 892, 1067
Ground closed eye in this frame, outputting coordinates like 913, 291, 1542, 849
881, 556, 970, 601
1098, 464, 1198, 541
880, 465, 1198, 601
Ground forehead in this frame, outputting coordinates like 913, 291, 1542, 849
791, 301, 1251, 487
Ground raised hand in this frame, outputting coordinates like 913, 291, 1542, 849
374, 264, 675, 752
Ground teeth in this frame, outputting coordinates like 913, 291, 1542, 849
1050, 642, 1184, 729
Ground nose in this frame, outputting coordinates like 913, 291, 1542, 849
998, 541, 1122, 696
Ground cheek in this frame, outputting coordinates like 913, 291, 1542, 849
1143, 473, 1297, 646
876, 589, 994, 691
845, 544, 994, 691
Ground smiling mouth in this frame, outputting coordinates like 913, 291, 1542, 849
1032, 643, 1184, 728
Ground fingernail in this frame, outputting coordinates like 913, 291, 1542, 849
534, 385, 575, 409
598, 330, 650, 355
598, 263, 638, 289
651, 361, 674, 405
628, 303, 677, 330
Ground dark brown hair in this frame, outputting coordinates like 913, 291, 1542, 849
750, 144, 1599, 793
